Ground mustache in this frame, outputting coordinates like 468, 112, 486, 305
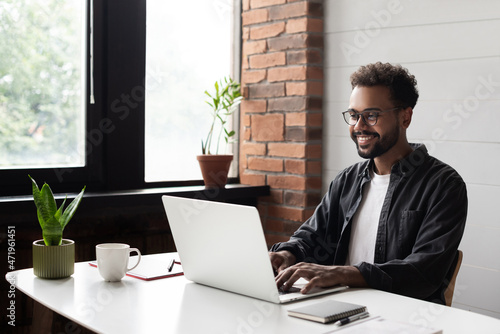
352, 131, 379, 137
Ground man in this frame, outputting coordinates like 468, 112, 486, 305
270, 62, 467, 304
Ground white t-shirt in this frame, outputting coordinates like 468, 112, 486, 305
345, 169, 390, 266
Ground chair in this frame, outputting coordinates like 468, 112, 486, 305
444, 250, 463, 306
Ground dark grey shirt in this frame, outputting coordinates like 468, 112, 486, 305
271, 144, 467, 304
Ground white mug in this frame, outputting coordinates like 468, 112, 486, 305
96, 243, 141, 282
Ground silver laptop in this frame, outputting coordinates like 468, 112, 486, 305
162, 195, 348, 303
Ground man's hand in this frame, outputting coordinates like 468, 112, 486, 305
269, 250, 296, 274
275, 262, 368, 294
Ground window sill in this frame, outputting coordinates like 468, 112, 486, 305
0, 184, 270, 213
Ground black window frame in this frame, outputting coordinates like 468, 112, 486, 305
1, 0, 240, 197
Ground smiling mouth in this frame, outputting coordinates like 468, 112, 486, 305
354, 132, 378, 146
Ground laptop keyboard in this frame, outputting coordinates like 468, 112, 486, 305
278, 286, 301, 295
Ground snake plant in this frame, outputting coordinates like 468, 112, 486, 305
29, 175, 85, 246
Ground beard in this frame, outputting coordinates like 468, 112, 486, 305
351, 126, 400, 159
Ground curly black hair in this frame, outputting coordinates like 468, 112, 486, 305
350, 62, 419, 109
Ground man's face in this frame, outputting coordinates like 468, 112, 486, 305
348, 85, 401, 159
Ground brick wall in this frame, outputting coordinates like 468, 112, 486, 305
239, 0, 324, 247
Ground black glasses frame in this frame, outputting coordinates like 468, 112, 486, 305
341, 107, 402, 126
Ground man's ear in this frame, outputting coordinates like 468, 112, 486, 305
400, 107, 413, 128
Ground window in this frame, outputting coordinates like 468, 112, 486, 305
0, 0, 241, 197
145, 0, 239, 182
0, 1, 85, 166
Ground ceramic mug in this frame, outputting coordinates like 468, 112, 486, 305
96, 243, 141, 281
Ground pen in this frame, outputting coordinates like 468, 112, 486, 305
167, 259, 175, 272
338, 311, 369, 326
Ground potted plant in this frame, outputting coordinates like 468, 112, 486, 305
30, 175, 85, 279
197, 76, 243, 188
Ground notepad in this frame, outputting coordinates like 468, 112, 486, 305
287, 300, 367, 324
89, 256, 183, 281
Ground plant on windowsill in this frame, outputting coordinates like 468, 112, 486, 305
29, 175, 85, 279
197, 76, 242, 188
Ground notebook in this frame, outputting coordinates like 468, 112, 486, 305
89, 255, 183, 281
288, 300, 367, 324
161, 195, 348, 304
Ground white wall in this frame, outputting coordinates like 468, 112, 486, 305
323, 0, 500, 318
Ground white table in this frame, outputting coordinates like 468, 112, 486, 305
7, 253, 500, 333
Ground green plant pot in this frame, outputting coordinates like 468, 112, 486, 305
32, 239, 75, 279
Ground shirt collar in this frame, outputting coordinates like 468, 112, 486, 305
358, 143, 428, 178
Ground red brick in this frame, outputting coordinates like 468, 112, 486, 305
242, 8, 269, 26
242, 69, 267, 84
249, 52, 286, 69
240, 142, 265, 168
306, 144, 322, 158
240, 99, 267, 114
248, 157, 284, 172
242, 55, 249, 70
269, 1, 308, 20
307, 66, 324, 80
306, 176, 322, 189
250, 0, 286, 9
242, 27, 250, 41
308, 112, 323, 126
268, 175, 307, 191
268, 142, 306, 158
286, 17, 323, 34
283, 220, 303, 234
307, 160, 322, 174
269, 33, 307, 51
308, 97, 323, 111
250, 21, 285, 40
261, 189, 284, 204
242, 40, 267, 56
304, 208, 316, 220
268, 96, 307, 112
248, 83, 285, 99
257, 202, 268, 217
285, 191, 322, 207
242, 114, 251, 127
251, 113, 284, 141
289, 126, 321, 142
241, 127, 251, 142
287, 50, 322, 65
286, 81, 323, 96
268, 204, 305, 221
289, 127, 321, 141
268, 66, 307, 82
269, 2, 323, 20
285, 127, 307, 142
285, 159, 306, 174
286, 82, 306, 96
284, 191, 307, 207
265, 218, 285, 233
268, 33, 323, 51
286, 112, 306, 126
240, 142, 267, 156
240, 172, 266, 186
243, 0, 250, 11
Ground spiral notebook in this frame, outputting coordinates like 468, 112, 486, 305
288, 300, 367, 324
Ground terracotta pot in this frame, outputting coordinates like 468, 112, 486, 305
32, 239, 75, 279
196, 154, 233, 188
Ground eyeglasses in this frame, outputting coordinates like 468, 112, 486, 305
341, 107, 402, 126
